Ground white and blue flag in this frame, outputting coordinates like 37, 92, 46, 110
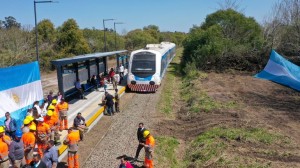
255, 50, 300, 91
0, 61, 43, 126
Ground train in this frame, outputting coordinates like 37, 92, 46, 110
127, 42, 176, 92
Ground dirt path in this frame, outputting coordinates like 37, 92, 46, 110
82, 91, 161, 167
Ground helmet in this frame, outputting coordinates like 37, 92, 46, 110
47, 110, 53, 116
0, 126, 4, 133
48, 105, 55, 110
143, 130, 150, 138
15, 130, 22, 138
26, 116, 34, 122
52, 99, 57, 104
29, 125, 36, 131
23, 119, 30, 125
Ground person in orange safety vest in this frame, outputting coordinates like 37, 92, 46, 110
57, 98, 69, 131
63, 128, 80, 168
0, 126, 9, 168
140, 130, 155, 168
22, 125, 36, 166
36, 117, 50, 158
44, 110, 61, 145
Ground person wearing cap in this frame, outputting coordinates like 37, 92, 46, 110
49, 99, 59, 117
36, 117, 50, 158
4, 112, 17, 139
140, 130, 155, 168
0, 126, 10, 168
44, 110, 61, 145
0, 126, 11, 145
22, 118, 31, 133
26, 116, 36, 127
63, 128, 80, 168
57, 98, 69, 131
42, 140, 58, 168
22, 125, 36, 166
9, 130, 25, 168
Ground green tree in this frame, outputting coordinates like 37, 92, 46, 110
56, 19, 90, 56
182, 9, 264, 71
0, 16, 21, 29
37, 19, 56, 44
125, 29, 158, 50
0, 27, 34, 67
143, 25, 160, 41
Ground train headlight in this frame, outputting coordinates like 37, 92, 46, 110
149, 81, 155, 85
131, 81, 136, 84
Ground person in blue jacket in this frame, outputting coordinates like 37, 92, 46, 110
4, 112, 17, 139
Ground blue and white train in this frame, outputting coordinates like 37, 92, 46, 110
127, 42, 176, 92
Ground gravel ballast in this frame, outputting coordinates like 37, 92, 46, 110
83, 91, 161, 167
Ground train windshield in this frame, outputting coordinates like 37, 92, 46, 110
131, 52, 156, 78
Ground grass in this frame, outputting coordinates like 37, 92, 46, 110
181, 79, 238, 113
155, 136, 184, 168
158, 48, 182, 116
184, 127, 285, 167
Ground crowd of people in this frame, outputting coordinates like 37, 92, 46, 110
0, 91, 90, 168
0, 63, 156, 168
75, 63, 125, 100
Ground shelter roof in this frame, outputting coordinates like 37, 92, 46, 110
51, 50, 127, 67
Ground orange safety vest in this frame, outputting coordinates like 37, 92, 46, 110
0, 135, 11, 144
66, 130, 80, 152
57, 102, 69, 111
0, 141, 9, 161
44, 116, 58, 127
145, 135, 155, 160
37, 123, 50, 134
22, 132, 36, 148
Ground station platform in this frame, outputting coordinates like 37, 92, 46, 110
56, 82, 126, 160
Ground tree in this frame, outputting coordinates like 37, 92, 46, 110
0, 27, 34, 67
0, 16, 21, 29
125, 29, 158, 50
263, 0, 300, 56
182, 9, 264, 71
37, 19, 56, 44
143, 25, 160, 41
56, 19, 90, 56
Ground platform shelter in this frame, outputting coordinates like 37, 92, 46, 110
51, 50, 128, 98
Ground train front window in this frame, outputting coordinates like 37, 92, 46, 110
131, 52, 156, 78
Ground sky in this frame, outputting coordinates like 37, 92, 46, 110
0, 0, 277, 33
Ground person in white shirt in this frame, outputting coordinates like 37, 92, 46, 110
33, 101, 42, 117
113, 73, 120, 90
119, 63, 124, 83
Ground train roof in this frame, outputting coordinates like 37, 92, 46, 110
132, 42, 175, 55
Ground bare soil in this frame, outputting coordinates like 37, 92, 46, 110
154, 71, 300, 167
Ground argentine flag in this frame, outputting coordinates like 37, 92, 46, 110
255, 50, 300, 91
0, 61, 43, 126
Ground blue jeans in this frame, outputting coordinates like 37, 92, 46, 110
106, 105, 114, 115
